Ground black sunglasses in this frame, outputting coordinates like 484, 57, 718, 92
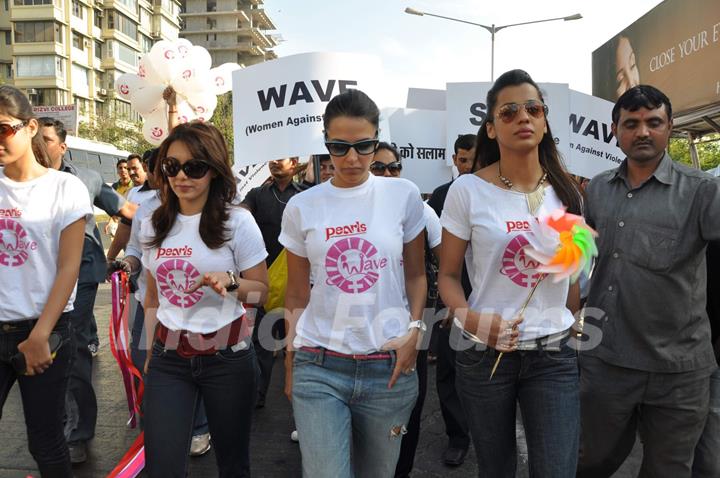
493, 100, 549, 123
370, 161, 402, 174
324, 138, 379, 157
0, 121, 28, 140
161, 157, 211, 179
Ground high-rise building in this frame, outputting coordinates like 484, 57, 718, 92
179, 0, 277, 68
1, 0, 182, 125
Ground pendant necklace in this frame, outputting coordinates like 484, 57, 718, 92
498, 164, 548, 216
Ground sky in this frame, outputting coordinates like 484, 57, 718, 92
265, 0, 664, 108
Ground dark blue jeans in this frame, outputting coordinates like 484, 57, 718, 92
143, 339, 258, 478
456, 342, 580, 478
0, 315, 73, 478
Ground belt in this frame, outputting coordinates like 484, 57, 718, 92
156, 316, 249, 358
515, 328, 572, 351
299, 347, 392, 361
1, 315, 69, 333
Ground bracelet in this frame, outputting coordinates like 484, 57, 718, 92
168, 109, 177, 113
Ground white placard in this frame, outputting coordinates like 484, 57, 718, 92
444, 82, 571, 167
384, 107, 452, 193
234, 163, 270, 202
406, 88, 446, 111
445, 82, 491, 166
568, 91, 624, 179
232, 52, 384, 169
32, 105, 78, 134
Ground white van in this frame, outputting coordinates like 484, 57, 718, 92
65, 135, 133, 184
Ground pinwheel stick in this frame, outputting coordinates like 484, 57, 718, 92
489, 273, 547, 381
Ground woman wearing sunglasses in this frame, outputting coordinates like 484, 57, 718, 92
370, 141, 403, 177
438, 69, 583, 477
280, 89, 427, 478
140, 121, 268, 478
0, 85, 92, 477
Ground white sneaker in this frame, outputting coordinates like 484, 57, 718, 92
290, 430, 299, 443
189, 433, 211, 457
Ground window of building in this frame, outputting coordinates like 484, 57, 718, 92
115, 0, 138, 14
94, 9, 102, 28
140, 34, 152, 53
206, 33, 216, 41
72, 0, 84, 19
14, 0, 52, 5
114, 99, 133, 119
4, 31, 10, 44
206, 0, 215, 12
74, 95, 89, 114
96, 71, 105, 89
72, 32, 84, 50
16, 55, 58, 77
94, 40, 102, 60
72, 64, 89, 89
118, 42, 138, 66
3, 0, 8, 11
206, 18, 217, 29
95, 100, 104, 116
14, 21, 60, 43
106, 11, 114, 29
113, 12, 137, 40
28, 88, 62, 106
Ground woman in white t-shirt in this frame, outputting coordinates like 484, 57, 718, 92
438, 70, 583, 477
0, 85, 92, 477
280, 90, 427, 478
140, 122, 268, 478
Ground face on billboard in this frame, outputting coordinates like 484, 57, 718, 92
615, 36, 641, 99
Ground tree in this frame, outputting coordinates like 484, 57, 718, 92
669, 134, 720, 171
78, 112, 154, 154
211, 92, 235, 164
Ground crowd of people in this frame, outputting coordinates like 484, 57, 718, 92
0, 66, 718, 478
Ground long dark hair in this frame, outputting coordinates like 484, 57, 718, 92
0, 85, 50, 167
148, 121, 236, 249
472, 69, 582, 214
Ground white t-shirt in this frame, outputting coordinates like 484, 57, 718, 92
0, 168, 93, 321
127, 185, 156, 206
279, 174, 426, 355
441, 174, 575, 340
126, 191, 160, 303
140, 206, 267, 333
424, 202, 441, 249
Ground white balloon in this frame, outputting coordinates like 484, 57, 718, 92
175, 101, 197, 124
185, 92, 217, 122
209, 63, 241, 95
146, 40, 181, 83
137, 55, 164, 84
175, 38, 193, 59
185, 46, 212, 74
171, 69, 210, 99
115, 73, 145, 100
130, 84, 166, 115
142, 108, 169, 146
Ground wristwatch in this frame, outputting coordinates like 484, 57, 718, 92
226, 270, 239, 292
407, 320, 427, 333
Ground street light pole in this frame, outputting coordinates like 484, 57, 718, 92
404, 8, 582, 81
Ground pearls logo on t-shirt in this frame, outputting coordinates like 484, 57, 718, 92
500, 219, 542, 288
0, 212, 38, 267
325, 235, 388, 294
156, 258, 204, 308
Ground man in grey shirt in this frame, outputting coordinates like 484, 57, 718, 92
577, 86, 720, 477
40, 118, 137, 464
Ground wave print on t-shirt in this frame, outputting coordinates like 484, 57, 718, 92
325, 236, 388, 294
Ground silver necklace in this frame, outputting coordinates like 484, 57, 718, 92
498, 164, 548, 216
271, 187, 287, 205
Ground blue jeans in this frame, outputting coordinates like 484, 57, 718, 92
292, 349, 418, 478
144, 340, 258, 478
131, 304, 208, 435
456, 342, 580, 478
0, 315, 73, 477
693, 366, 720, 477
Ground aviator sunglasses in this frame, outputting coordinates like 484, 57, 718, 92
0, 121, 28, 140
161, 157, 211, 179
324, 138, 379, 157
370, 161, 402, 174
494, 100, 549, 123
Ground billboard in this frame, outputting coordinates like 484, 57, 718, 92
592, 0, 720, 115
31, 105, 78, 134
